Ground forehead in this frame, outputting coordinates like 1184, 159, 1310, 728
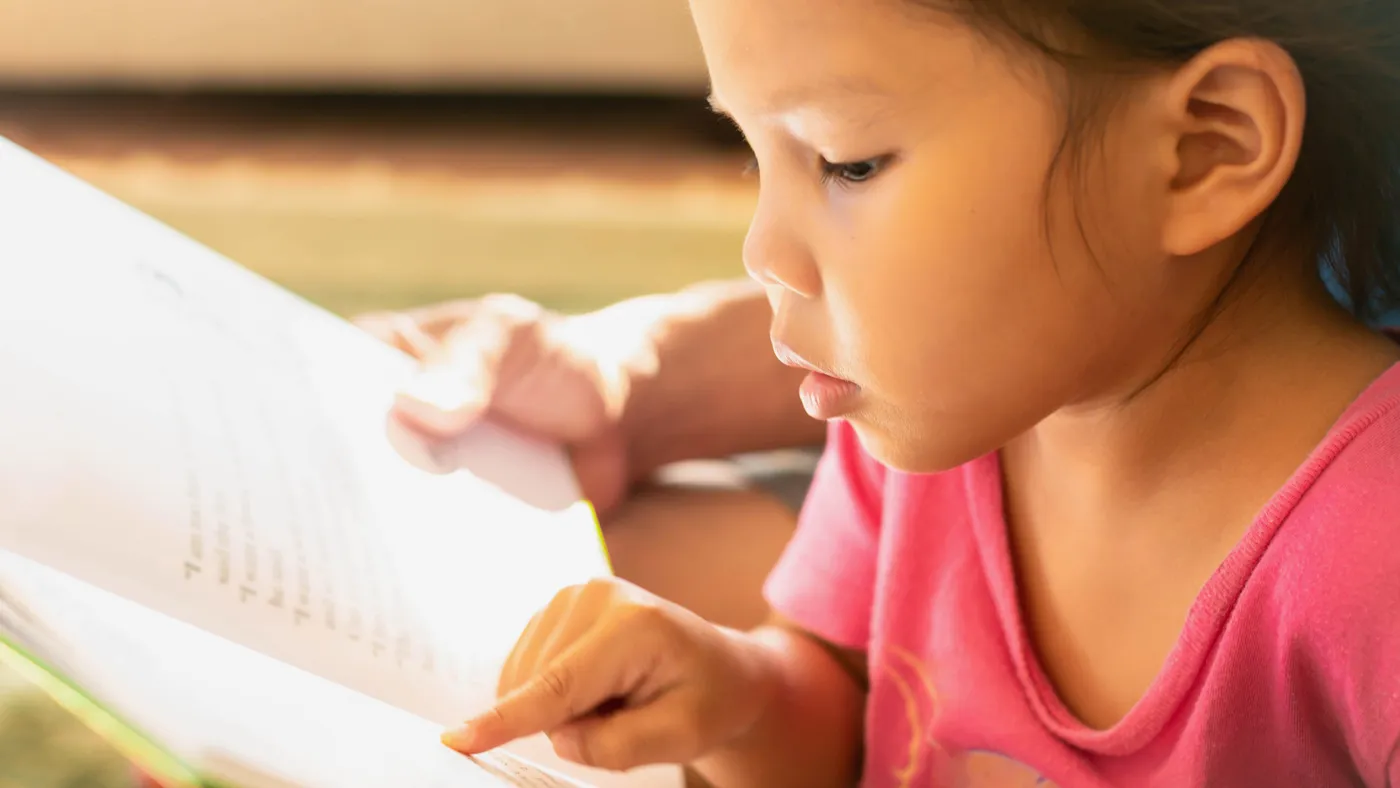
690, 0, 978, 113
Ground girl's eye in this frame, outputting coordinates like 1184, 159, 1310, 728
820, 156, 888, 186
742, 154, 890, 184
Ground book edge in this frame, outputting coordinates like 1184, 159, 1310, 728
0, 633, 206, 787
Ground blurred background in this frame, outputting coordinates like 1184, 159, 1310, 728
0, 2, 753, 785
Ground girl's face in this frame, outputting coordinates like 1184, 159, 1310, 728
691, 0, 1188, 472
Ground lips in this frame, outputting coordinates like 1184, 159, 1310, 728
771, 338, 862, 420
771, 338, 834, 377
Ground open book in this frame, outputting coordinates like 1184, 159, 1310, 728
0, 136, 682, 788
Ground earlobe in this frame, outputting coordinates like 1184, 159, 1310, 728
1160, 39, 1306, 258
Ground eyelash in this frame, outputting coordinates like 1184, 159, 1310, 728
820, 157, 886, 186
740, 156, 889, 187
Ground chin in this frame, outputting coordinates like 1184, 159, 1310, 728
846, 417, 995, 475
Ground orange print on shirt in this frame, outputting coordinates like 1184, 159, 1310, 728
876, 645, 1058, 788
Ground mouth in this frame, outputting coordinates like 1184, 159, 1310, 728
771, 337, 862, 420
771, 338, 839, 378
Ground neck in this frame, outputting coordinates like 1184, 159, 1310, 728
1005, 266, 1399, 541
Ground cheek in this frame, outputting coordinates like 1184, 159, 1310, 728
833, 153, 1076, 376
819, 122, 1118, 466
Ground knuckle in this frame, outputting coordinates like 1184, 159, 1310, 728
476, 292, 516, 310
608, 605, 686, 667
580, 577, 619, 600
538, 665, 573, 701
438, 297, 479, 314
479, 293, 542, 323
549, 584, 587, 614
562, 581, 592, 600
621, 600, 674, 635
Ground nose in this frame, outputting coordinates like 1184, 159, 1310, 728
742, 188, 821, 299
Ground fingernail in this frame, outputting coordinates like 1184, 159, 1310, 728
440, 722, 478, 752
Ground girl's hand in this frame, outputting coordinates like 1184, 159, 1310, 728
440, 578, 778, 772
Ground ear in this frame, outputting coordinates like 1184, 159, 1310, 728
1157, 38, 1306, 257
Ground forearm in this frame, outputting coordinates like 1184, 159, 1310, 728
691, 626, 865, 788
610, 278, 825, 479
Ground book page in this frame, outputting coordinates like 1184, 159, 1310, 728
0, 549, 605, 788
0, 139, 614, 735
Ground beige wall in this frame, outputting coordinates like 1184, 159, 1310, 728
0, 0, 709, 92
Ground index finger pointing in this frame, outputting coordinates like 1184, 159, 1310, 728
441, 635, 622, 754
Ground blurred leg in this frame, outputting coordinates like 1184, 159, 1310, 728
599, 449, 820, 631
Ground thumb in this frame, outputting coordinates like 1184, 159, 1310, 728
393, 355, 494, 437
547, 699, 701, 771
394, 308, 525, 436
441, 633, 631, 755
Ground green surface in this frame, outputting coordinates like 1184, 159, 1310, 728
0, 686, 140, 788
128, 194, 747, 317
0, 636, 202, 788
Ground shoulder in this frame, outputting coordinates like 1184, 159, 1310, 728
1278, 363, 1400, 621
1285, 366, 1400, 590
1270, 366, 1400, 782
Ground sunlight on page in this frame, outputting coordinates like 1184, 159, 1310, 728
0, 138, 678, 788
0, 135, 600, 721
0, 549, 582, 787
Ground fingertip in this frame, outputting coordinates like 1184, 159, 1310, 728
392, 389, 485, 437
443, 708, 520, 755
399, 365, 487, 416
446, 677, 577, 757
440, 722, 480, 753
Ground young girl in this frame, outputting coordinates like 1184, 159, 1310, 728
442, 0, 1400, 785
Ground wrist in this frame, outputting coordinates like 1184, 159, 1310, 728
573, 288, 713, 467
567, 278, 817, 486
557, 292, 685, 479
714, 626, 786, 748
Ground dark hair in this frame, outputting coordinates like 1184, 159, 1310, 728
916, 0, 1400, 325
